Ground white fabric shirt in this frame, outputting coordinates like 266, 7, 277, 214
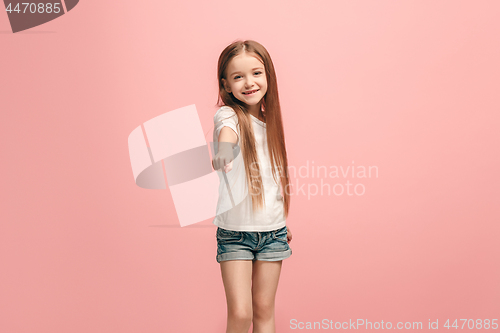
212, 106, 286, 232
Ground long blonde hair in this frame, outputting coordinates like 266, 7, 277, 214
216, 40, 291, 219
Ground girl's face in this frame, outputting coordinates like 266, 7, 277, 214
222, 53, 268, 112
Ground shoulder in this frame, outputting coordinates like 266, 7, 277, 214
214, 105, 238, 123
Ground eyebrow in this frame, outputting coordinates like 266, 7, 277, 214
229, 67, 264, 77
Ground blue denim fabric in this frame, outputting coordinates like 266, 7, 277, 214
216, 226, 292, 263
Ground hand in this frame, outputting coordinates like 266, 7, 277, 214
286, 226, 292, 244
212, 141, 236, 173
222, 161, 233, 173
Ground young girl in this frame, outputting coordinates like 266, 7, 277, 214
211, 40, 292, 333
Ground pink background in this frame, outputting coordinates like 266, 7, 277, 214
1, 0, 499, 332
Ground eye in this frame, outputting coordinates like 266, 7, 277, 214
234, 75, 241, 79
254, 71, 262, 75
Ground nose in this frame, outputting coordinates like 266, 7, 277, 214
244, 76, 255, 88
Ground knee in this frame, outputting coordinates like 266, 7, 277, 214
228, 307, 253, 325
252, 299, 274, 320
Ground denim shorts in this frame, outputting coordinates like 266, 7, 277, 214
216, 226, 292, 263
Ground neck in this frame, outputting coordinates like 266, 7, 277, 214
247, 103, 264, 121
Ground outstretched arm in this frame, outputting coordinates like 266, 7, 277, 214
212, 126, 239, 173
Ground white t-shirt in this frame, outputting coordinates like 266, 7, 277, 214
212, 106, 286, 232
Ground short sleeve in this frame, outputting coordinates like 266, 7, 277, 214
213, 106, 240, 144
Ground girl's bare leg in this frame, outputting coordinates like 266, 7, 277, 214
251, 260, 283, 333
220, 260, 253, 333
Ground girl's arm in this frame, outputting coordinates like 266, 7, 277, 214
218, 126, 238, 145
212, 127, 239, 173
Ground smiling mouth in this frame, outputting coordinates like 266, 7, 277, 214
243, 89, 259, 95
